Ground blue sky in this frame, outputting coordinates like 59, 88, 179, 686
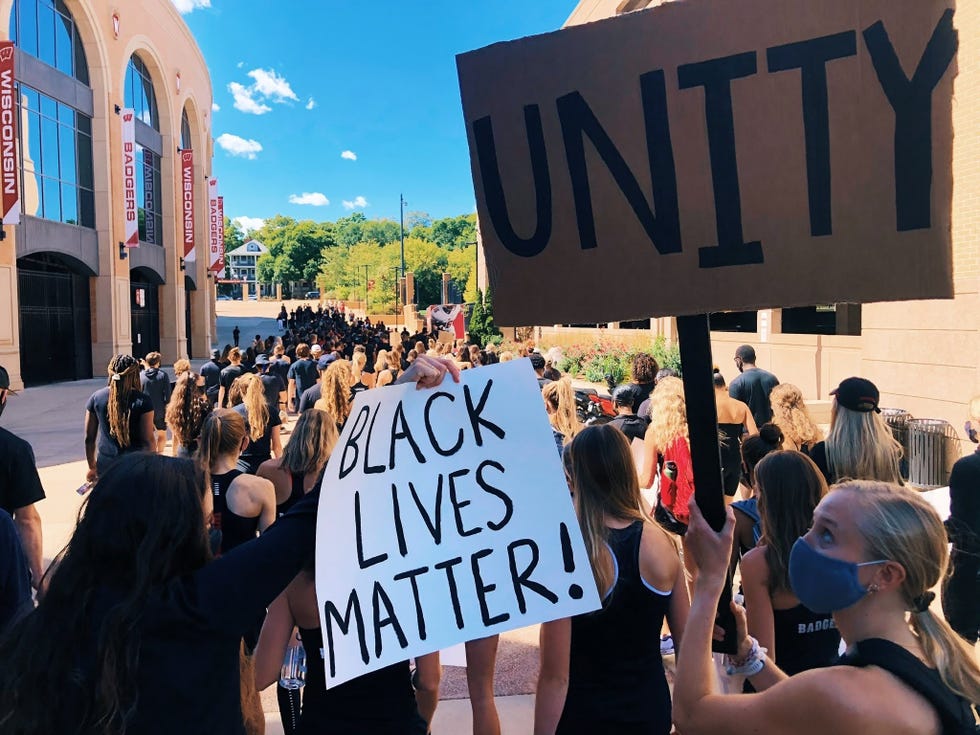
175, 0, 575, 233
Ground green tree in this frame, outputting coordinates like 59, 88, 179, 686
481, 285, 502, 343
430, 214, 477, 249
335, 212, 367, 248
362, 218, 401, 246
468, 289, 486, 345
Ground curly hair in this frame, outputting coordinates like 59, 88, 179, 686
165, 372, 212, 449
647, 376, 687, 449
107, 355, 142, 449
318, 360, 354, 428
631, 353, 660, 384
769, 383, 822, 451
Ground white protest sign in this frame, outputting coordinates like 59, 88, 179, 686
315, 359, 600, 687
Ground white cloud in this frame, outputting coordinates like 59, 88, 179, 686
306, 97, 316, 110
236, 61, 245, 69
172, 0, 210, 13
228, 82, 270, 115
289, 192, 330, 207
248, 68, 299, 103
234, 216, 265, 233
216, 133, 263, 160
342, 196, 369, 210
341, 150, 357, 161
211, 102, 220, 112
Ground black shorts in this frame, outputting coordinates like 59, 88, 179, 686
153, 415, 167, 431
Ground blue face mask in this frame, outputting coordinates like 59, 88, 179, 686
789, 537, 889, 614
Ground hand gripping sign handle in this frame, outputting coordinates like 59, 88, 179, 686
677, 314, 738, 654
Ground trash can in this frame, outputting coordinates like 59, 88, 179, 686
906, 419, 958, 490
881, 408, 912, 481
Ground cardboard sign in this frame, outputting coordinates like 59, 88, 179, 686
315, 360, 600, 687
457, 0, 957, 325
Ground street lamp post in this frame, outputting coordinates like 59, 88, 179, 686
363, 264, 369, 314
399, 194, 406, 276
389, 265, 402, 326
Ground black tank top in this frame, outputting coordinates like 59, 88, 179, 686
840, 638, 979, 735
773, 604, 841, 675
297, 625, 427, 735
558, 521, 673, 735
210, 470, 260, 555
277, 471, 306, 517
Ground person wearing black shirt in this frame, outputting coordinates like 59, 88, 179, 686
218, 347, 246, 408
233, 325, 241, 347
201, 349, 223, 406
287, 344, 319, 413
0, 509, 31, 634
729, 345, 779, 428
0, 365, 45, 593
944, 397, 980, 644
84, 355, 155, 479
140, 351, 171, 453
255, 354, 286, 416
608, 384, 649, 442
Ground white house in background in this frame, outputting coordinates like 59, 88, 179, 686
226, 239, 268, 298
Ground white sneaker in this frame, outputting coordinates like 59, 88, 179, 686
660, 634, 674, 656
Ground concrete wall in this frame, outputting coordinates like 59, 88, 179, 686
0, 0, 215, 389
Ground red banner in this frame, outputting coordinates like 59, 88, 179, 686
217, 195, 226, 278
122, 109, 138, 247
208, 178, 220, 272
181, 150, 195, 261
0, 42, 18, 225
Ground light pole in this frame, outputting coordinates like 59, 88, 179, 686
363, 264, 369, 314
399, 194, 406, 276
389, 265, 402, 325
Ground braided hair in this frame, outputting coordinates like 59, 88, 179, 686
107, 355, 141, 448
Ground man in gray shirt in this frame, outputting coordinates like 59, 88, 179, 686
728, 344, 779, 428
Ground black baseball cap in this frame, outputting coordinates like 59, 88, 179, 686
831, 377, 880, 413
254, 354, 270, 367
210, 349, 221, 360
0, 365, 16, 394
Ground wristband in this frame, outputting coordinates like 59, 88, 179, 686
724, 635, 768, 676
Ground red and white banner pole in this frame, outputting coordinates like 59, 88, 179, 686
122, 109, 138, 247
0, 42, 20, 227
181, 150, 195, 262
217, 195, 226, 279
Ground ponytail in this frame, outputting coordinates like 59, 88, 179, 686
911, 600, 980, 705
197, 409, 247, 488
107, 355, 141, 448
242, 374, 269, 442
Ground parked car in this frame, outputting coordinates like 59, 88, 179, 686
305, 290, 320, 299
216, 294, 232, 301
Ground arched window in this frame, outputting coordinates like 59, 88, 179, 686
180, 109, 192, 151
124, 54, 162, 245
10, 0, 89, 84
11, 0, 94, 228
125, 55, 158, 130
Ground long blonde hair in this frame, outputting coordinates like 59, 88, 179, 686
648, 376, 687, 449
374, 349, 390, 373
107, 355, 142, 448
834, 481, 980, 704
351, 351, 367, 379
825, 402, 902, 484
280, 409, 337, 476
542, 377, 581, 444
229, 373, 269, 442
165, 372, 212, 448
318, 360, 354, 427
770, 383, 822, 450
567, 425, 670, 596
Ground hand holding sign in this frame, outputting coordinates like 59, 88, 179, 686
316, 359, 599, 687
395, 355, 461, 390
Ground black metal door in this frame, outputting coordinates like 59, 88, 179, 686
131, 281, 160, 360
17, 256, 92, 385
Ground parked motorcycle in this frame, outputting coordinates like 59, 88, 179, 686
574, 373, 619, 426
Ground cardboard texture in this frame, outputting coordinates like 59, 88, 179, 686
457, 0, 957, 325
315, 360, 600, 687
